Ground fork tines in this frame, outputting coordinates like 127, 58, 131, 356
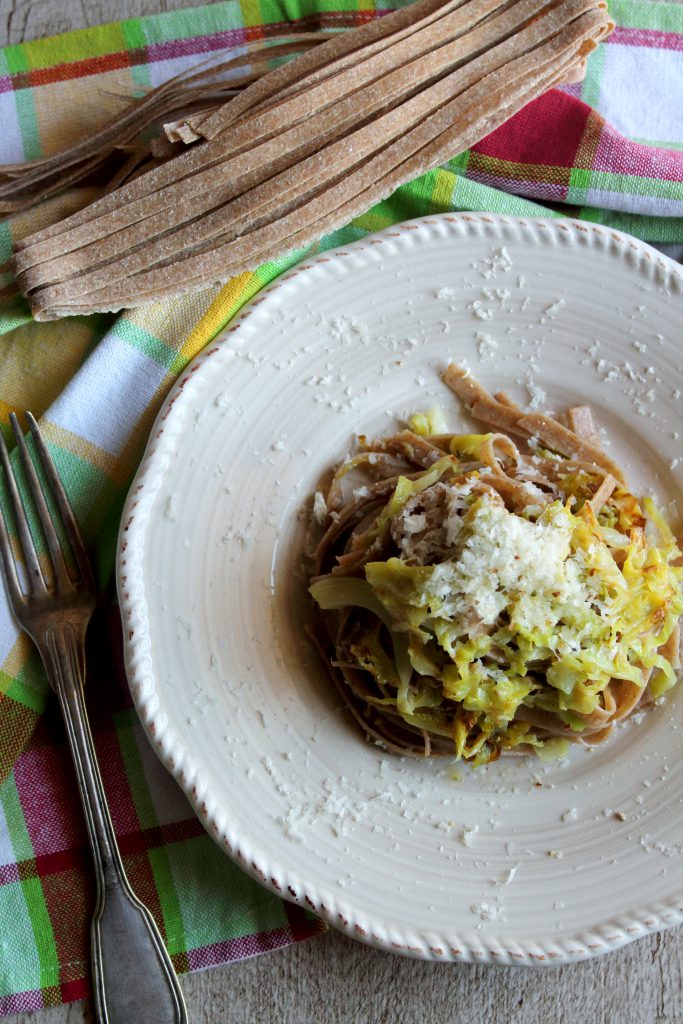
0, 415, 92, 600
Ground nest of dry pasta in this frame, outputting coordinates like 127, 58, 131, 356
308, 366, 683, 766
10, 0, 613, 318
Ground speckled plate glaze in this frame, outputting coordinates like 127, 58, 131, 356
117, 214, 683, 966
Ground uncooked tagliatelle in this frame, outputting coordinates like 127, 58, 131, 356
13, 0, 613, 319
308, 366, 683, 767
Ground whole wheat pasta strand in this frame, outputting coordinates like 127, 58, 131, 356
16, 0, 607, 256
15, 0, 523, 275
17, 0, 536, 272
517, 411, 625, 480
27, 92, 553, 313
182, 0, 521, 137
447, 368, 529, 436
103, 20, 607, 286
18, 0, 583, 286
567, 404, 601, 444
27, 26, 596, 307
157, 52, 594, 290
31, 35, 595, 317
444, 362, 625, 481
102, 148, 153, 194
0, 76, 184, 185
0, 87, 191, 209
558, 56, 587, 82
24, 9, 612, 316
589, 474, 617, 513
0, 39, 334, 215
0, 61, 247, 204
63, 49, 593, 315
192, 0, 473, 139
32, 46, 596, 316
158, 0, 539, 161
178, 2, 470, 139
20, 1, 606, 285
236, 0, 582, 122
0, 155, 110, 215
0, 35, 330, 181
14, 0, 463, 252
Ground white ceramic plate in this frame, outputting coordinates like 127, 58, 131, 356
118, 214, 683, 966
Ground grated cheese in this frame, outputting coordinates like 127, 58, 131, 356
313, 491, 328, 524
422, 497, 588, 632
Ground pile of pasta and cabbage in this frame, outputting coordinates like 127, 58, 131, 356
308, 365, 683, 766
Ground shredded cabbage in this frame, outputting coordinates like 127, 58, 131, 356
309, 403, 683, 767
357, 488, 682, 738
408, 406, 450, 436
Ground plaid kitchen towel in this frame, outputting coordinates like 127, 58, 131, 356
0, 0, 682, 1013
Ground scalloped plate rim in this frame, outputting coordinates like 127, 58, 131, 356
117, 213, 683, 966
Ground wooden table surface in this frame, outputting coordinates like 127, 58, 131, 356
3, 1, 683, 1022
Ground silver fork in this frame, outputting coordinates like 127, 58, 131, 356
0, 413, 188, 1024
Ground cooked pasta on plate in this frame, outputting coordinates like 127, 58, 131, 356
309, 365, 683, 766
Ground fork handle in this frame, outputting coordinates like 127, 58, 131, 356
43, 622, 188, 1024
